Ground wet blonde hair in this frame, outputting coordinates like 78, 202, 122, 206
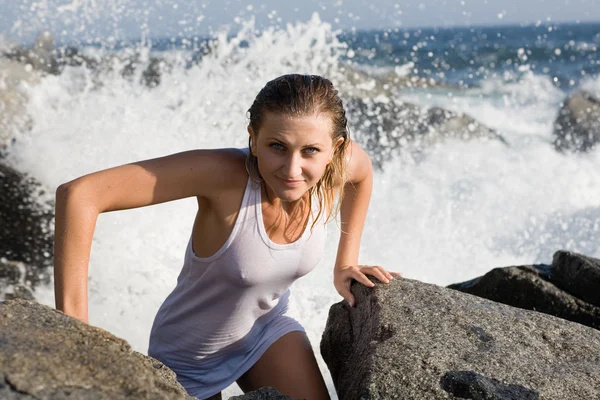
246, 74, 350, 228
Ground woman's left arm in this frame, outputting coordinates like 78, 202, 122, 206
333, 141, 398, 307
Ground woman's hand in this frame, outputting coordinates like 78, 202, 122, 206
334, 265, 402, 307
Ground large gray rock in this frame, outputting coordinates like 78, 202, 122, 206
553, 90, 600, 152
448, 264, 600, 330
0, 299, 194, 399
321, 278, 600, 399
0, 162, 54, 300
347, 98, 508, 168
551, 250, 600, 308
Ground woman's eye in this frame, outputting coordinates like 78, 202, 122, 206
270, 143, 285, 150
304, 147, 319, 154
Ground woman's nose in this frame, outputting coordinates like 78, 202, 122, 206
283, 153, 303, 177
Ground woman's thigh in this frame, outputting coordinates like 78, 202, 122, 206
236, 331, 330, 400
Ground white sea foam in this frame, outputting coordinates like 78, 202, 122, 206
581, 74, 600, 99
6, 15, 600, 400
398, 70, 565, 143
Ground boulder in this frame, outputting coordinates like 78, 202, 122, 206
0, 162, 54, 300
346, 98, 508, 168
321, 278, 600, 399
553, 90, 600, 152
551, 250, 600, 308
448, 264, 600, 330
0, 299, 194, 399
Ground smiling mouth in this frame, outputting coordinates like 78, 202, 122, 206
279, 178, 304, 186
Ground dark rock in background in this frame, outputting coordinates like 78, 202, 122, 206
0, 162, 54, 300
1, 32, 168, 89
553, 90, 600, 152
346, 97, 508, 168
321, 278, 600, 399
0, 299, 194, 399
551, 250, 600, 308
448, 263, 600, 331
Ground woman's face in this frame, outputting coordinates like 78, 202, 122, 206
249, 111, 340, 204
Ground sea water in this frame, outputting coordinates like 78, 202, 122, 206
2, 9, 600, 398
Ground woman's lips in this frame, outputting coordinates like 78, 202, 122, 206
279, 178, 304, 187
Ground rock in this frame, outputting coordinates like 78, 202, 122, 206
0, 299, 194, 399
229, 387, 297, 399
0, 162, 54, 299
321, 278, 600, 399
30, 32, 59, 74
440, 370, 540, 400
448, 264, 600, 330
0, 58, 38, 149
141, 58, 164, 88
55, 46, 99, 69
551, 250, 600, 308
553, 90, 600, 152
3, 32, 59, 75
347, 98, 508, 168
0, 259, 35, 300
336, 66, 450, 100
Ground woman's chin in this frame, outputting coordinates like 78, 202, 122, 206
263, 179, 309, 202
276, 190, 305, 203
272, 185, 311, 203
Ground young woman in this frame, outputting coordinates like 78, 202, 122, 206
54, 74, 398, 400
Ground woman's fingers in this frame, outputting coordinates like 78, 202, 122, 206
334, 277, 356, 307
359, 265, 392, 283
352, 270, 376, 288
335, 265, 402, 307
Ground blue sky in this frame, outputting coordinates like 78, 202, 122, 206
1, 0, 599, 43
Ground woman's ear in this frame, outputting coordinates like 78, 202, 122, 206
248, 126, 257, 156
329, 136, 345, 162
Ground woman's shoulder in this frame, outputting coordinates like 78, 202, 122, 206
197, 147, 249, 184
168, 147, 249, 198
201, 147, 248, 165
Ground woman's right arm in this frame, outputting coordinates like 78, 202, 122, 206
54, 149, 243, 323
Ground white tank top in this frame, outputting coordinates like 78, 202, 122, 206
148, 164, 327, 398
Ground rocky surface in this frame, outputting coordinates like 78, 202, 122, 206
0, 299, 300, 399
551, 250, 600, 308
448, 263, 600, 331
0, 162, 54, 300
346, 97, 508, 168
321, 278, 600, 399
440, 370, 540, 400
553, 90, 600, 152
0, 299, 195, 399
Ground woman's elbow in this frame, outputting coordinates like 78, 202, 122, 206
56, 179, 83, 204
55, 178, 99, 214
